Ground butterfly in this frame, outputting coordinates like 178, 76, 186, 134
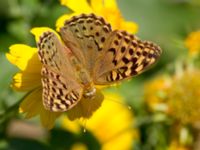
37, 13, 162, 112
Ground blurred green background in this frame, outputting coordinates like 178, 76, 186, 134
0, 0, 200, 150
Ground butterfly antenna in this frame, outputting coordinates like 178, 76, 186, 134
104, 95, 132, 110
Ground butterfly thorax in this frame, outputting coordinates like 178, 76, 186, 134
38, 13, 162, 112
79, 70, 96, 99
70, 55, 96, 99
77, 69, 96, 99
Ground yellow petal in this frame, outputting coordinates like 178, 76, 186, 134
56, 12, 81, 31
12, 72, 41, 91
20, 88, 43, 119
102, 130, 136, 150
61, 116, 81, 134
96, 8, 122, 30
86, 100, 132, 140
70, 143, 88, 150
40, 108, 61, 129
90, 0, 103, 12
85, 93, 138, 147
6, 44, 41, 72
60, 0, 92, 13
90, 0, 138, 34
20, 88, 61, 129
62, 93, 138, 150
103, 0, 118, 9
67, 89, 104, 120
121, 21, 138, 34
185, 30, 200, 55
30, 27, 61, 43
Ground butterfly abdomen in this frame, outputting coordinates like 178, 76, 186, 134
69, 54, 95, 96
38, 13, 161, 112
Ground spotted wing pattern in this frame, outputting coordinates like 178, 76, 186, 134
93, 30, 162, 84
37, 14, 162, 112
60, 13, 112, 73
60, 13, 161, 85
38, 32, 83, 112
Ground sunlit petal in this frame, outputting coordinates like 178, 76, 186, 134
56, 12, 81, 31
31, 27, 61, 43
62, 93, 138, 150
61, 116, 81, 134
121, 21, 138, 34
185, 30, 200, 55
6, 44, 41, 72
103, 0, 118, 9
103, 131, 136, 150
60, 0, 92, 13
12, 72, 41, 91
90, 0, 103, 12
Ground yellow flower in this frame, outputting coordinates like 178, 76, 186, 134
70, 143, 88, 150
6, 27, 103, 129
56, 0, 138, 33
144, 76, 171, 112
145, 68, 200, 124
167, 69, 200, 124
185, 30, 200, 55
62, 93, 138, 150
167, 123, 193, 150
168, 140, 191, 150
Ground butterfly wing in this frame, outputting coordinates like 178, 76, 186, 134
60, 13, 112, 74
93, 30, 162, 84
59, 13, 161, 85
38, 31, 83, 112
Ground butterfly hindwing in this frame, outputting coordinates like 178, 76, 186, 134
38, 31, 83, 112
41, 67, 83, 112
37, 14, 162, 112
93, 30, 162, 84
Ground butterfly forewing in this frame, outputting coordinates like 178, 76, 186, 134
60, 13, 112, 73
93, 30, 162, 84
38, 32, 83, 112
37, 13, 161, 112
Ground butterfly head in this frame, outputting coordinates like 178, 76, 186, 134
83, 84, 96, 99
